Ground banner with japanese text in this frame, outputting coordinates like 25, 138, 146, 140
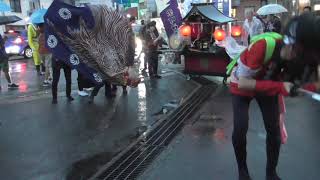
160, 0, 182, 39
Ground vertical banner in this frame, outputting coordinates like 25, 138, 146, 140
160, 0, 183, 38
223, 0, 229, 16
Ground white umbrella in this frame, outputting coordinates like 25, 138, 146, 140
257, 4, 288, 16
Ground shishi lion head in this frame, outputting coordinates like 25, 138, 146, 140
50, 5, 139, 87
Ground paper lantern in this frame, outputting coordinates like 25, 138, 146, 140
213, 28, 226, 41
180, 25, 192, 37
231, 26, 242, 37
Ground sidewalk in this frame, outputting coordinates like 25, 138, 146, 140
0, 59, 200, 180
139, 85, 320, 180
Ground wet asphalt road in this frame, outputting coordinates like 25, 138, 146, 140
1, 58, 320, 180
0, 58, 198, 180
140, 86, 320, 180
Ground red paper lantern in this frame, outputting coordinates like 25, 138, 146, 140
213, 28, 226, 41
180, 25, 192, 37
231, 26, 242, 37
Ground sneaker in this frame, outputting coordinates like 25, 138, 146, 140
83, 87, 94, 91
8, 83, 19, 88
43, 81, 50, 87
37, 72, 45, 76
78, 90, 89, 97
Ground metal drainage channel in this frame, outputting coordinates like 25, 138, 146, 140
90, 80, 216, 180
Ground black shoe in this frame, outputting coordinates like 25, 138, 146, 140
154, 75, 162, 79
52, 99, 57, 104
266, 173, 281, 180
42, 81, 50, 87
239, 168, 252, 180
239, 173, 252, 180
88, 96, 94, 104
67, 96, 74, 102
8, 83, 19, 88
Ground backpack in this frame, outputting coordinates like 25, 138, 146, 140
226, 32, 283, 76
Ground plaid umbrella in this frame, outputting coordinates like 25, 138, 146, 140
44, 1, 136, 86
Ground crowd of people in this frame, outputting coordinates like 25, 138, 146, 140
0, 15, 166, 105
242, 10, 281, 45
241, 7, 319, 81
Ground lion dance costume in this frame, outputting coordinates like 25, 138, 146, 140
44, 1, 138, 86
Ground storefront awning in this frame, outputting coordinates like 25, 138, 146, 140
183, 3, 234, 24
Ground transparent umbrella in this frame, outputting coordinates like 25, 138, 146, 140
257, 4, 288, 16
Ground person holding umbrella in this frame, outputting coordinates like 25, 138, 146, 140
28, 9, 48, 76
242, 10, 264, 46
228, 13, 320, 180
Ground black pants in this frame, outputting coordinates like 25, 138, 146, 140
77, 72, 94, 91
147, 52, 158, 76
232, 95, 281, 175
52, 61, 72, 100
91, 81, 112, 97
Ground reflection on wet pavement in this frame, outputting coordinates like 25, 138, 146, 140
137, 83, 147, 125
9, 62, 27, 73
0, 57, 198, 180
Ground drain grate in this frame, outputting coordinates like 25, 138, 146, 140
90, 81, 216, 180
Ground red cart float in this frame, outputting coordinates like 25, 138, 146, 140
181, 3, 235, 83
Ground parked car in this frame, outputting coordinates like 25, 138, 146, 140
4, 30, 33, 58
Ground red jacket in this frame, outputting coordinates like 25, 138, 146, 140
230, 39, 283, 96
